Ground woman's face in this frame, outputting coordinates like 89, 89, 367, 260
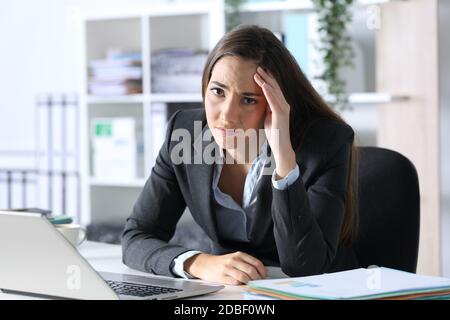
204, 56, 267, 151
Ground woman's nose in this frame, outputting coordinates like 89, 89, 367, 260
221, 97, 240, 123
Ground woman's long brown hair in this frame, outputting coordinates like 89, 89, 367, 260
201, 24, 358, 245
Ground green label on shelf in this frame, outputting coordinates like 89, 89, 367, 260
95, 122, 112, 136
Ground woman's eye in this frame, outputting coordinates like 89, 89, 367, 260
243, 97, 257, 105
210, 88, 224, 96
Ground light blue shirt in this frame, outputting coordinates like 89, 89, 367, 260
172, 141, 300, 278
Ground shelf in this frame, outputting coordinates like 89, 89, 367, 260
86, 93, 408, 105
325, 93, 410, 107
87, 94, 146, 104
356, 0, 398, 5
240, 0, 314, 12
348, 93, 409, 105
150, 93, 203, 103
147, 3, 214, 17
89, 177, 146, 188
87, 93, 204, 104
84, 2, 213, 21
240, 0, 399, 13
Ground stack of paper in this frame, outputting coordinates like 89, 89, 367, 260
88, 50, 143, 96
247, 267, 450, 300
151, 48, 208, 93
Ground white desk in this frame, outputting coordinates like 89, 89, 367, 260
0, 241, 287, 300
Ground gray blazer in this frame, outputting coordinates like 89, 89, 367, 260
122, 108, 358, 277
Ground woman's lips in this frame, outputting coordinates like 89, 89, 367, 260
216, 127, 238, 136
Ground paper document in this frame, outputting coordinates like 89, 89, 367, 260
248, 267, 450, 300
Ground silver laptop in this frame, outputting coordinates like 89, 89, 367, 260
0, 210, 223, 300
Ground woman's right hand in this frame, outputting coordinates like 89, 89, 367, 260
184, 251, 267, 285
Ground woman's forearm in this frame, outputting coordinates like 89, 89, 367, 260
270, 177, 333, 277
274, 148, 297, 179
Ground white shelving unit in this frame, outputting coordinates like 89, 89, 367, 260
80, 2, 224, 224
80, 0, 405, 225
89, 177, 147, 188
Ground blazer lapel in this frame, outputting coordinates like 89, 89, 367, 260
188, 121, 220, 243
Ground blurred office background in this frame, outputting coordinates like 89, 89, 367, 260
0, 0, 449, 277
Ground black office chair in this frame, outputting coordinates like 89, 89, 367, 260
354, 147, 420, 273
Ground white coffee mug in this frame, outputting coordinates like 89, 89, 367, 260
56, 224, 87, 247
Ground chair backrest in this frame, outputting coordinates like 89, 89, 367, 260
354, 147, 420, 273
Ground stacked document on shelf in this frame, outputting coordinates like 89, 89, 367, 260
88, 50, 143, 96
88, 79, 142, 96
247, 267, 450, 300
151, 47, 208, 93
91, 117, 140, 180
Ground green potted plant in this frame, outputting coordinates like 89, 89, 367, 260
312, 0, 355, 111
225, 0, 246, 32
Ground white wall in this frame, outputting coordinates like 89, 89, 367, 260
0, 0, 80, 160
0, 0, 191, 166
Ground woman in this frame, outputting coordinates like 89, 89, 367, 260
122, 25, 358, 285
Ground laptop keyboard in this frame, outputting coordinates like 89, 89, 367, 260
106, 280, 182, 297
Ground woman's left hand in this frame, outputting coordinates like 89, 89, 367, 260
254, 66, 296, 179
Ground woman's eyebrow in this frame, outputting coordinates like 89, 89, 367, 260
210, 81, 262, 97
